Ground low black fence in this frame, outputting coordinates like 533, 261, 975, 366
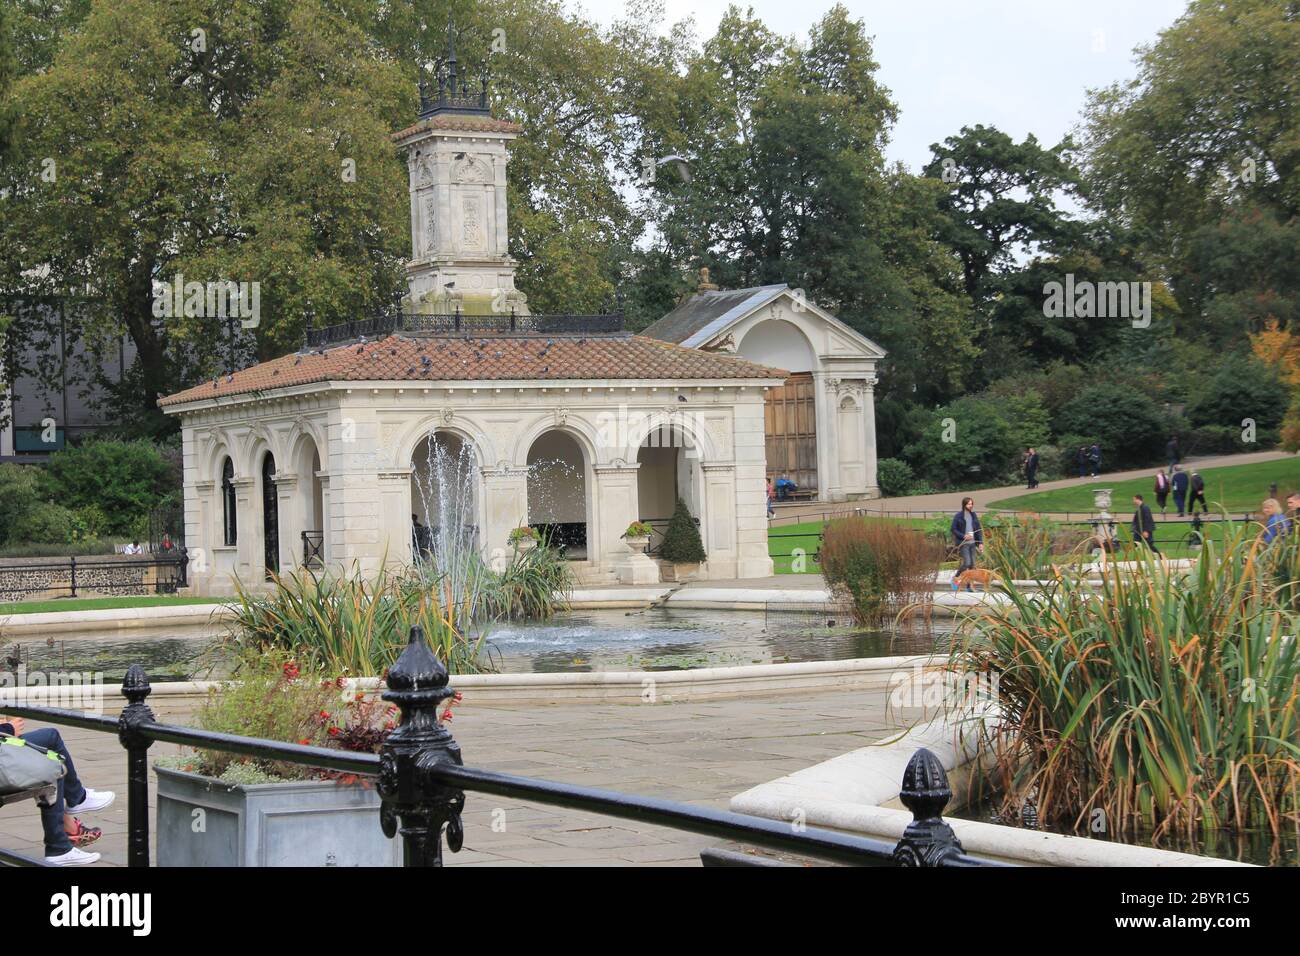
0, 552, 188, 602
0, 627, 1005, 868
305, 311, 625, 348
769, 514, 1261, 571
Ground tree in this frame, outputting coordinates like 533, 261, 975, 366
902, 396, 1022, 488
38, 439, 173, 535
0, 0, 15, 165
1185, 355, 1289, 434
1083, 0, 1300, 259
659, 496, 706, 564
0, 0, 410, 434
923, 125, 1081, 305
1054, 383, 1170, 469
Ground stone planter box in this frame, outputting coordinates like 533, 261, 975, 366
155, 766, 400, 867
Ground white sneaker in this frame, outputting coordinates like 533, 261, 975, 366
45, 847, 100, 866
66, 789, 115, 813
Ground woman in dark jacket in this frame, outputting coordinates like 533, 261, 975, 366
950, 497, 984, 573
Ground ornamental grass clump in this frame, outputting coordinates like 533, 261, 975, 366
954, 517, 1300, 844
981, 513, 1093, 579
819, 517, 943, 624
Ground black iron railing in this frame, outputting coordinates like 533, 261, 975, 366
0, 551, 187, 601
0, 627, 1005, 868
305, 312, 624, 348
301, 530, 324, 567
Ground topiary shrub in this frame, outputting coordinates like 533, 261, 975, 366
876, 458, 914, 497
659, 497, 706, 564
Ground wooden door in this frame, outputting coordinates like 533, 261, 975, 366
764, 372, 817, 493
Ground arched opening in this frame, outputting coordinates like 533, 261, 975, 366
737, 319, 818, 497
637, 424, 703, 554
410, 430, 478, 562
295, 436, 325, 567
221, 457, 237, 547
526, 430, 588, 559
261, 452, 279, 578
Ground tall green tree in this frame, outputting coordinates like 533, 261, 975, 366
922, 124, 1081, 305
0, 0, 15, 164
0, 0, 410, 434
1084, 0, 1300, 261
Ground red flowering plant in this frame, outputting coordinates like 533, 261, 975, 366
158, 647, 406, 785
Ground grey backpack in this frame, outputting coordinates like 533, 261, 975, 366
0, 733, 66, 805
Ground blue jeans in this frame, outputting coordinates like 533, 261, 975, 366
22, 728, 85, 855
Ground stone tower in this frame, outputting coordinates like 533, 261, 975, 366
392, 25, 528, 316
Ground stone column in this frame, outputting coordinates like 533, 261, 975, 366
274, 473, 300, 571
378, 469, 413, 568
733, 397, 775, 579
231, 477, 257, 583
190, 480, 215, 594
481, 465, 530, 570
593, 462, 659, 584
863, 373, 880, 497
811, 371, 844, 502
701, 463, 738, 579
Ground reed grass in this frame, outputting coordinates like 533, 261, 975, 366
952, 514, 1300, 845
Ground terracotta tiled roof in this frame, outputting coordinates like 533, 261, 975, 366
392, 114, 522, 140
158, 334, 788, 408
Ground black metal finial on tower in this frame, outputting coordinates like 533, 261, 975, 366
418, 19, 492, 119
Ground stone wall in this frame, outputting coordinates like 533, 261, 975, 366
0, 555, 181, 602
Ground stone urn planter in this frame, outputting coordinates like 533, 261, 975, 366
509, 528, 539, 553
624, 534, 651, 555
154, 766, 400, 867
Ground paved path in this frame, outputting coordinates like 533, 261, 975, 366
0, 687, 924, 867
772, 449, 1293, 522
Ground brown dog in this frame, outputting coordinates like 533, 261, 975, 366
952, 568, 1003, 592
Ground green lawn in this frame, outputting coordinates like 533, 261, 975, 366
0, 595, 227, 616
992, 456, 1300, 515
768, 516, 931, 573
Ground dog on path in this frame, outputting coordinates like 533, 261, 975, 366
952, 568, 1003, 592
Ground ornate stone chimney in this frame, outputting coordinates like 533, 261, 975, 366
392, 22, 528, 316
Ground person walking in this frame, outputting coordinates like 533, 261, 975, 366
1154, 469, 1170, 513
950, 497, 984, 574
1188, 471, 1207, 514
1260, 498, 1290, 545
765, 478, 775, 519
1287, 490, 1300, 531
1076, 446, 1088, 478
1165, 437, 1181, 469
1088, 442, 1102, 478
1170, 466, 1189, 517
1024, 448, 1039, 489
1132, 494, 1158, 552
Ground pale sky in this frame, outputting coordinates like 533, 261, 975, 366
586, 0, 1189, 171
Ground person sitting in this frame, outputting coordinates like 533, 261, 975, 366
774, 477, 797, 501
0, 715, 115, 866
123, 540, 143, 555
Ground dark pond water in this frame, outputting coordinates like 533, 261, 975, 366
952, 797, 1298, 868
1, 607, 954, 683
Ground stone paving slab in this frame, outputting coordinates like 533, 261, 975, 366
0, 687, 923, 867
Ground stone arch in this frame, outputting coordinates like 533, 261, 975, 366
524, 424, 595, 560
512, 413, 603, 470
394, 415, 492, 473
735, 317, 818, 373
620, 410, 717, 467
